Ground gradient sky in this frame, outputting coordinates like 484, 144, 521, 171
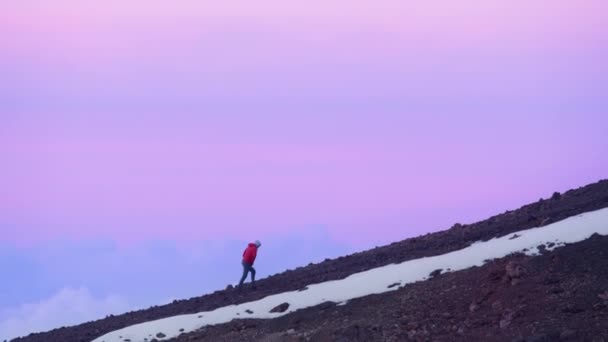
1, 1, 607, 339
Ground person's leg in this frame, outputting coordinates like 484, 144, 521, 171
250, 266, 256, 283
238, 262, 250, 286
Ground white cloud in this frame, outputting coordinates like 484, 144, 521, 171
0, 287, 131, 341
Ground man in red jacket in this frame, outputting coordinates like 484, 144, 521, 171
238, 240, 261, 288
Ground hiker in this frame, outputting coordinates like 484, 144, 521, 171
238, 240, 261, 288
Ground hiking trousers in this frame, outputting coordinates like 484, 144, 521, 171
239, 261, 256, 286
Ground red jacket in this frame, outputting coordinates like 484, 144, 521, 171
242, 243, 258, 265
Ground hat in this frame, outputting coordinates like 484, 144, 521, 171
254, 240, 262, 247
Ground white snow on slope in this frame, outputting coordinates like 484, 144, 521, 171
93, 208, 608, 342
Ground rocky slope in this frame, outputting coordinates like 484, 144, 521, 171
174, 233, 608, 341
11, 179, 608, 342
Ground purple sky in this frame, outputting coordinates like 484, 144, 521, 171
1, 1, 607, 339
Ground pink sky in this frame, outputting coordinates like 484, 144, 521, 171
2, 113, 606, 246
0, 0, 607, 244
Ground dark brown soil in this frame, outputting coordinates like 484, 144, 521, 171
11, 179, 608, 342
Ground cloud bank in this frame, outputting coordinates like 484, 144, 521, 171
0, 287, 131, 341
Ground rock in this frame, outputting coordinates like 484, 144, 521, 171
509, 234, 521, 240
405, 322, 419, 330
429, 269, 443, 278
551, 192, 561, 200
488, 269, 503, 281
270, 302, 290, 313
156, 332, 166, 338
225, 284, 233, 290
539, 217, 553, 226
318, 301, 335, 311
245, 309, 254, 314
491, 301, 503, 311
598, 291, 608, 300
469, 303, 479, 313
560, 329, 577, 339
286, 328, 296, 334
526, 334, 550, 342
562, 305, 583, 314
543, 275, 561, 285
506, 261, 524, 279
499, 310, 514, 329
334, 324, 378, 341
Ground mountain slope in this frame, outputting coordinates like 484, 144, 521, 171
11, 179, 608, 342
174, 233, 608, 341
180, 235, 608, 342
95, 208, 608, 342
